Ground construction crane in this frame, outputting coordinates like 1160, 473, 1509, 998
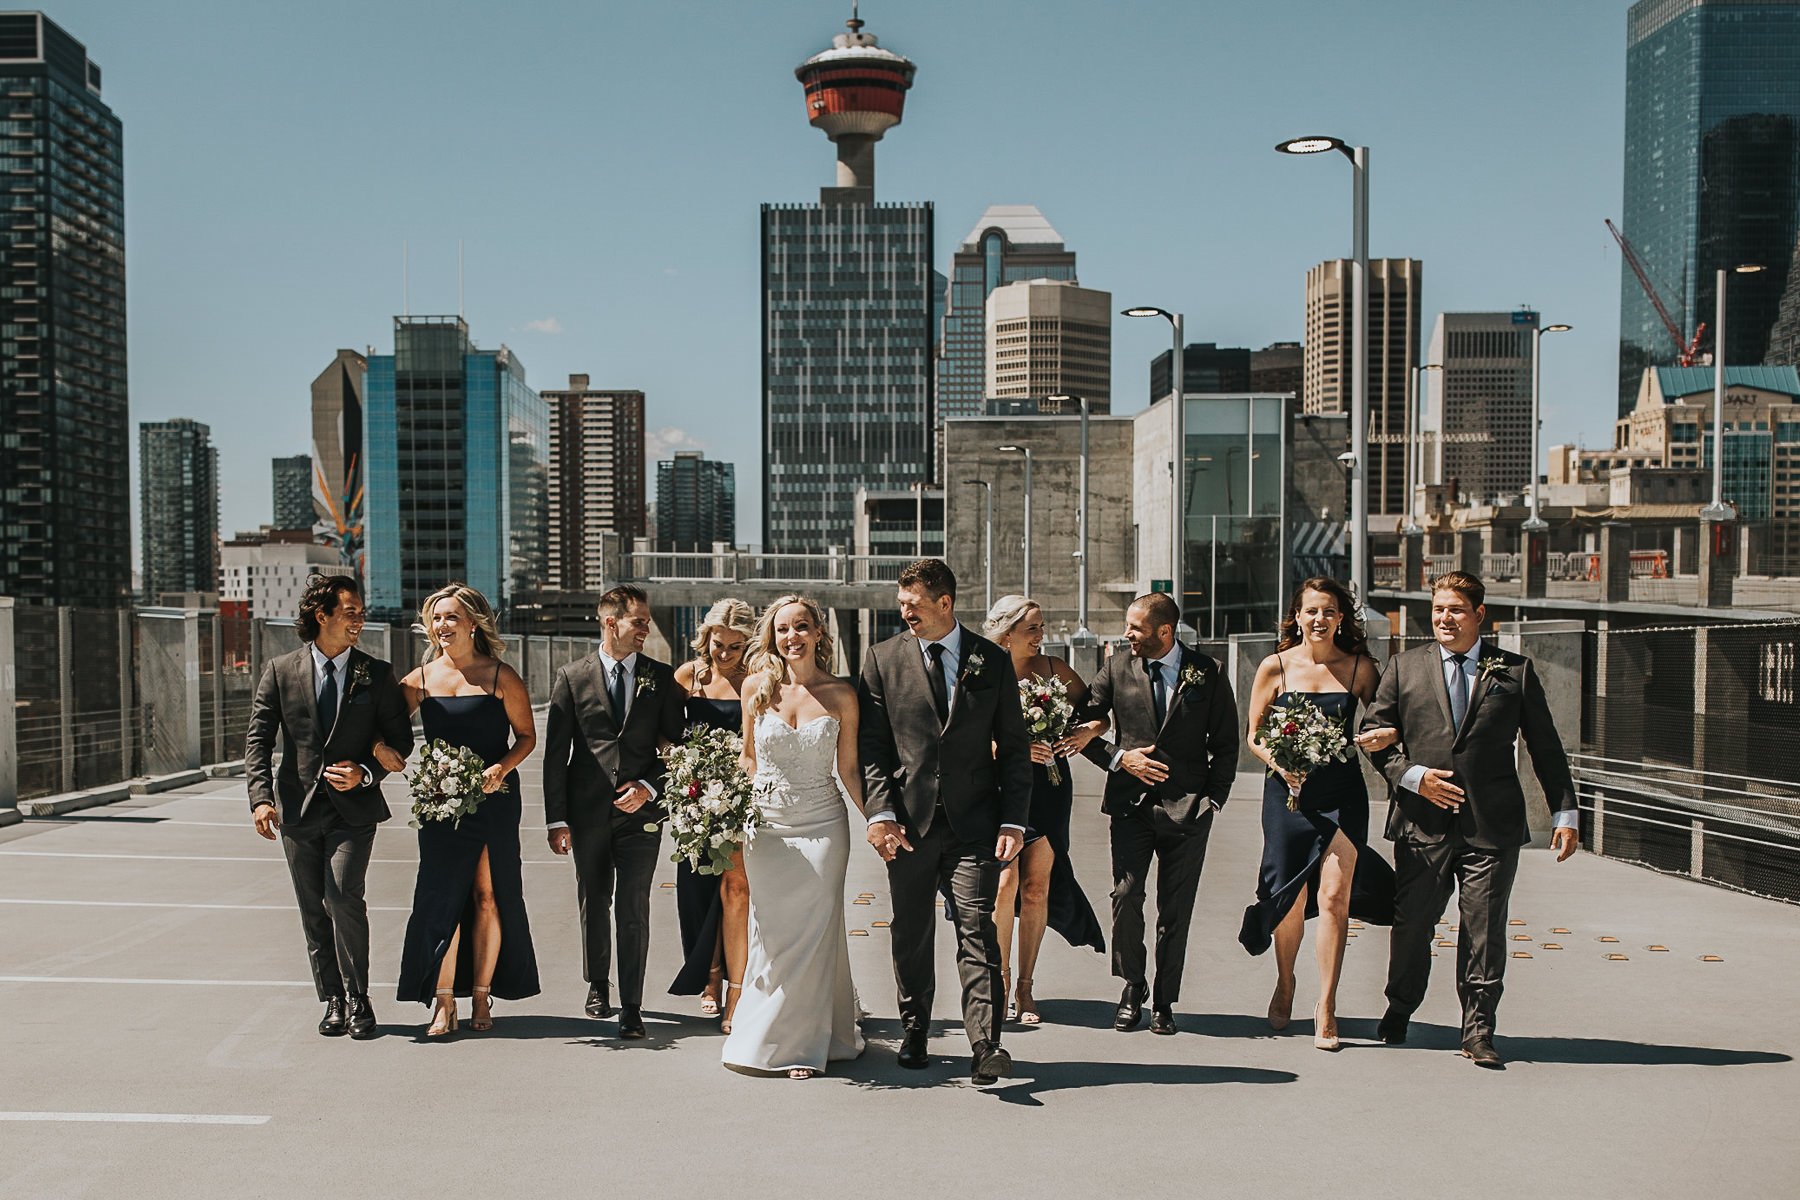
1606, 219, 1707, 365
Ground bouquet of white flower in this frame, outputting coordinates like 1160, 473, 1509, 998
408, 738, 498, 829
1019, 675, 1078, 785
1257, 697, 1352, 811
657, 725, 757, 875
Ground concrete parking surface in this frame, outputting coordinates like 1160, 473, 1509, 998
3, 758, 1796, 1199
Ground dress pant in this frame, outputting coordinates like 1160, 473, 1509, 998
280, 810, 377, 1001
1385, 837, 1521, 1043
884, 814, 1002, 1049
1109, 804, 1213, 1010
570, 809, 662, 1008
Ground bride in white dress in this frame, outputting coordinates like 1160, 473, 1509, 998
721, 595, 866, 1079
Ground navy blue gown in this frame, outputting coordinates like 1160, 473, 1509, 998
396, 681, 541, 1004
1238, 679, 1396, 956
1028, 759, 1107, 952
669, 694, 743, 995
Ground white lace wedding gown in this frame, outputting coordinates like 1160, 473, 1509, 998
721, 714, 865, 1074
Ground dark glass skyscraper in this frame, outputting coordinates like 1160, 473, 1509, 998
1619, 0, 1800, 415
139, 419, 218, 600
657, 451, 736, 551
939, 206, 1077, 424
271, 454, 312, 530
364, 317, 548, 616
0, 13, 127, 606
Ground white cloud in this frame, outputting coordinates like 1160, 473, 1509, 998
645, 425, 700, 468
523, 317, 563, 334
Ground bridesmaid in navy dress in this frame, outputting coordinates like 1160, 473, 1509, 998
384, 584, 541, 1037
1239, 577, 1398, 1050
667, 599, 756, 1030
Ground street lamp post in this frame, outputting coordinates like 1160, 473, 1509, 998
962, 478, 994, 613
1122, 308, 1185, 616
1703, 264, 1767, 520
1523, 323, 1573, 532
1275, 135, 1369, 600
1403, 362, 1442, 535
999, 444, 1033, 596
1046, 393, 1093, 641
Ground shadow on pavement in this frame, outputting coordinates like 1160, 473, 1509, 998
379, 1010, 722, 1049
1372, 1020, 1793, 1067
988, 1061, 1298, 1106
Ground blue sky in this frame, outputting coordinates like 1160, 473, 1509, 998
73, 0, 1631, 539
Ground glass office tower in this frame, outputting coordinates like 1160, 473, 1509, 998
1619, 0, 1800, 416
0, 13, 128, 606
1184, 394, 1287, 639
762, 200, 934, 552
364, 317, 547, 617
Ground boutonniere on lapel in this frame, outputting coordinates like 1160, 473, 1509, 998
1177, 663, 1208, 694
634, 670, 657, 698
959, 651, 988, 688
1477, 654, 1511, 683
347, 658, 372, 699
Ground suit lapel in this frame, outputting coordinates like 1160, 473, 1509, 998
595, 655, 625, 735
290, 648, 324, 751
900, 633, 946, 734
1424, 646, 1457, 732
1156, 647, 1190, 738
1456, 643, 1494, 741
943, 626, 976, 730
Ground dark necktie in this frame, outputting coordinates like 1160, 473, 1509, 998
1146, 659, 1167, 727
608, 662, 628, 724
925, 643, 950, 725
317, 658, 338, 739
1447, 652, 1469, 728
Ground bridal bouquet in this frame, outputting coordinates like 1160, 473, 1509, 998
1257, 698, 1352, 811
1019, 675, 1078, 785
407, 738, 499, 829
658, 725, 757, 875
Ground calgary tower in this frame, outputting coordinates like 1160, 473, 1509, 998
794, 4, 916, 198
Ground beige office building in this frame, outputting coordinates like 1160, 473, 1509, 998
1303, 257, 1421, 516
985, 279, 1112, 414
543, 375, 646, 591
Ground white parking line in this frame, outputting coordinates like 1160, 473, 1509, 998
0, 898, 411, 912
0, 975, 397, 988
0, 1112, 271, 1125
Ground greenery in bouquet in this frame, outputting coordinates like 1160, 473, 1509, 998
657, 724, 757, 875
408, 737, 498, 829
1019, 675, 1078, 785
1257, 697, 1352, 811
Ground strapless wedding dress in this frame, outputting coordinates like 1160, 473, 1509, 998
721, 714, 865, 1074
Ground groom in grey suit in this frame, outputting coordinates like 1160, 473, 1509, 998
859, 559, 1034, 1086
1363, 571, 1578, 1068
245, 575, 412, 1039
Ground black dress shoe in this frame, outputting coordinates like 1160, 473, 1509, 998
346, 994, 377, 1040
1114, 983, 1146, 1032
317, 996, 348, 1037
1461, 1035, 1504, 1069
1377, 1008, 1409, 1045
896, 1029, 930, 1070
970, 1040, 1013, 1086
585, 986, 613, 1020
618, 1006, 646, 1039
1149, 1007, 1177, 1036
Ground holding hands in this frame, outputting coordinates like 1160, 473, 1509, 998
866, 819, 913, 863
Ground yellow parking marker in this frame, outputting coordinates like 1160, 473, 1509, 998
1508, 919, 1526, 927
1605, 953, 1629, 961
1699, 955, 1724, 963
1646, 945, 1668, 952
1540, 943, 1564, 950
858, 892, 875, 899
1552, 928, 1571, 935
871, 921, 889, 928
1512, 951, 1532, 959
1435, 939, 1455, 948
852, 898, 870, 905
1598, 936, 1619, 943
848, 929, 868, 936
659, 882, 674, 889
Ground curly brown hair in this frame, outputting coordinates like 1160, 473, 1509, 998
296, 575, 361, 642
1275, 576, 1369, 657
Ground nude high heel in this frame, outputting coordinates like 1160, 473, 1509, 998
470, 985, 494, 1032
427, 988, 458, 1038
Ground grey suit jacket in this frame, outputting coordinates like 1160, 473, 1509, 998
857, 626, 1034, 843
243, 645, 412, 828
542, 652, 685, 829
1363, 643, 1577, 849
1078, 644, 1239, 827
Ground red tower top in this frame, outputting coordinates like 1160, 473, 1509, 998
794, 6, 915, 196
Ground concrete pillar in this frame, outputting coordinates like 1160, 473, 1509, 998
57, 607, 74, 792
1400, 529, 1425, 593
137, 610, 203, 775
1226, 633, 1277, 773
1521, 528, 1549, 599
117, 610, 134, 782
1598, 521, 1631, 604
1699, 517, 1736, 607
1496, 619, 1583, 844
1454, 530, 1482, 579
0, 598, 16, 813
208, 611, 226, 765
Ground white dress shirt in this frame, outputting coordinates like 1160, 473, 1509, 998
546, 649, 657, 833
1398, 639, 1577, 830
308, 643, 370, 786
866, 625, 1024, 836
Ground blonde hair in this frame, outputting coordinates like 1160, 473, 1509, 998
747, 595, 834, 716
982, 594, 1039, 644
691, 598, 756, 684
418, 582, 506, 662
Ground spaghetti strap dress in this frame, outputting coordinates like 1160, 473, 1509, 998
1238, 656, 1396, 956
669, 692, 744, 995
395, 666, 541, 1004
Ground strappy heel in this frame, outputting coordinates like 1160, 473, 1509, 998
470, 985, 494, 1032
1015, 977, 1040, 1026
427, 988, 458, 1038
700, 966, 723, 1017
1003, 970, 1016, 1022
720, 981, 742, 1034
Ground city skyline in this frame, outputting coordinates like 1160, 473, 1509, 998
72, 0, 1632, 542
